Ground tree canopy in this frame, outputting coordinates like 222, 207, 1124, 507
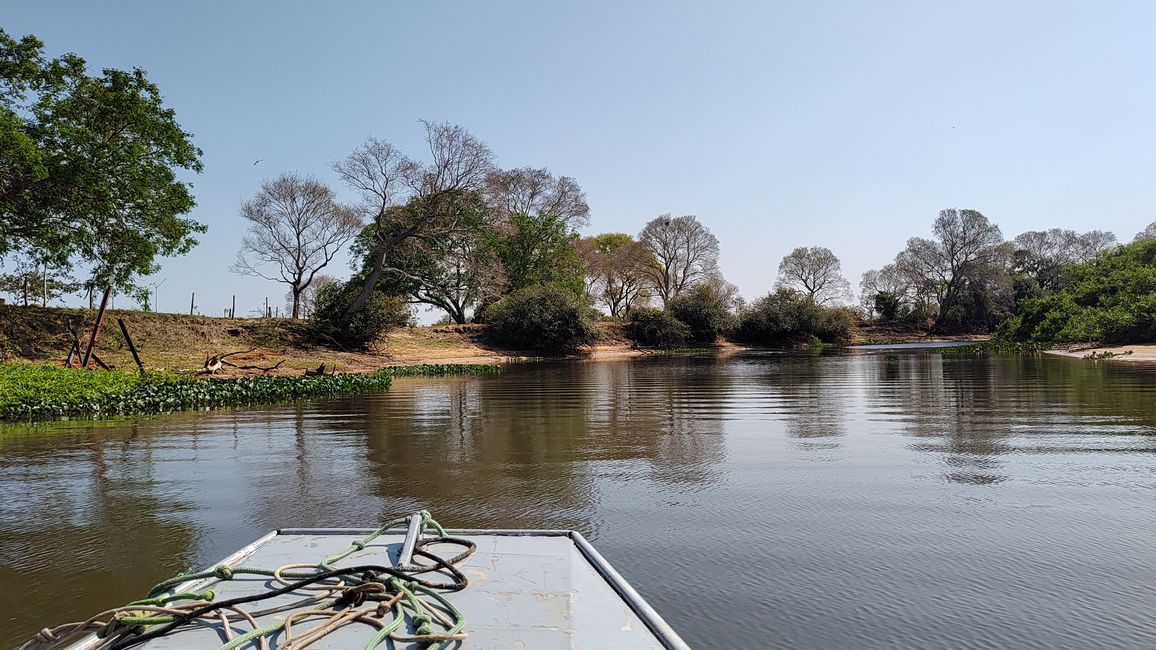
1000, 239, 1156, 344
0, 28, 204, 298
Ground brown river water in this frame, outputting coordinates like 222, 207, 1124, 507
2, 352, 1155, 648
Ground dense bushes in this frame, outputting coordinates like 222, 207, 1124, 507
666, 284, 734, 343
312, 280, 412, 349
999, 240, 1156, 344
733, 289, 855, 347
626, 307, 691, 347
483, 284, 597, 354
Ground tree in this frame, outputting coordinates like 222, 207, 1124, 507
0, 28, 204, 296
1012, 228, 1117, 292
859, 264, 914, 319
231, 173, 361, 319
359, 191, 503, 323
493, 211, 586, 298
1000, 239, 1156, 344
484, 167, 590, 299
637, 214, 720, 306
0, 254, 79, 306
484, 167, 589, 230
285, 274, 336, 319
577, 233, 651, 318
1136, 221, 1156, 242
775, 246, 851, 305
333, 122, 494, 331
894, 209, 1004, 331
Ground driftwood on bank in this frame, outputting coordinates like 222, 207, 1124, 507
198, 349, 285, 375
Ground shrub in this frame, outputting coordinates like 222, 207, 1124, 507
484, 284, 597, 354
733, 289, 855, 347
312, 280, 412, 349
666, 284, 734, 343
626, 307, 691, 347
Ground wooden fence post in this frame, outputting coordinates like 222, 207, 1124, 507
81, 287, 111, 369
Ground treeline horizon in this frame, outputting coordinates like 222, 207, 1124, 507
4, 28, 1156, 350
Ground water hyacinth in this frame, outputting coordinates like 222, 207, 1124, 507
0, 363, 503, 421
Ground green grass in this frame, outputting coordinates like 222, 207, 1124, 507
0, 362, 504, 421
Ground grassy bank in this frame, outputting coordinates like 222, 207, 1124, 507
0, 363, 502, 421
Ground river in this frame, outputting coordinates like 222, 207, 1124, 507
2, 352, 1155, 648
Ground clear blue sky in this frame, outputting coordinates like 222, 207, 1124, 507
7, 1, 1156, 317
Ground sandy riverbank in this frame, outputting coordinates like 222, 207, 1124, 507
1045, 344, 1156, 363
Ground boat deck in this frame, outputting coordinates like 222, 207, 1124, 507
71, 528, 687, 650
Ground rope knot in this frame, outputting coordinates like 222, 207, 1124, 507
213, 566, 234, 580
413, 611, 435, 636
350, 540, 366, 551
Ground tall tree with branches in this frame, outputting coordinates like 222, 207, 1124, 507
333, 121, 494, 330
895, 208, 1004, 331
775, 246, 851, 305
231, 173, 361, 319
637, 214, 720, 306
577, 233, 651, 318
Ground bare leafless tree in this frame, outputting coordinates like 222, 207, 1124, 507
637, 214, 720, 306
333, 121, 495, 328
1013, 228, 1117, 290
775, 246, 851, 305
895, 208, 1004, 331
1135, 221, 1156, 242
231, 173, 361, 319
859, 264, 917, 317
484, 167, 590, 229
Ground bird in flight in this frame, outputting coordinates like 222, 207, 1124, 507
253, 159, 263, 166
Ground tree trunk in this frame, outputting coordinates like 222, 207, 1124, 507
339, 244, 387, 329
291, 289, 301, 319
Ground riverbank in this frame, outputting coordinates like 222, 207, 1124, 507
0, 306, 660, 376
1, 306, 997, 375
1045, 343, 1156, 363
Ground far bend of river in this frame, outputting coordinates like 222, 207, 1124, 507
3, 352, 1156, 648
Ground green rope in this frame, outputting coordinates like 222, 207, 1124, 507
131, 511, 466, 649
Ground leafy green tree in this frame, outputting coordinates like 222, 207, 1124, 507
484, 167, 590, 300
1000, 239, 1156, 344
332, 123, 495, 331
494, 212, 586, 298
667, 283, 734, 343
0, 29, 204, 296
577, 233, 652, 318
352, 191, 503, 323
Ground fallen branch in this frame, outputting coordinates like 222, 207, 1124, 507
220, 359, 285, 373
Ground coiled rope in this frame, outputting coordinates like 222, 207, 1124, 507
19, 511, 475, 650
